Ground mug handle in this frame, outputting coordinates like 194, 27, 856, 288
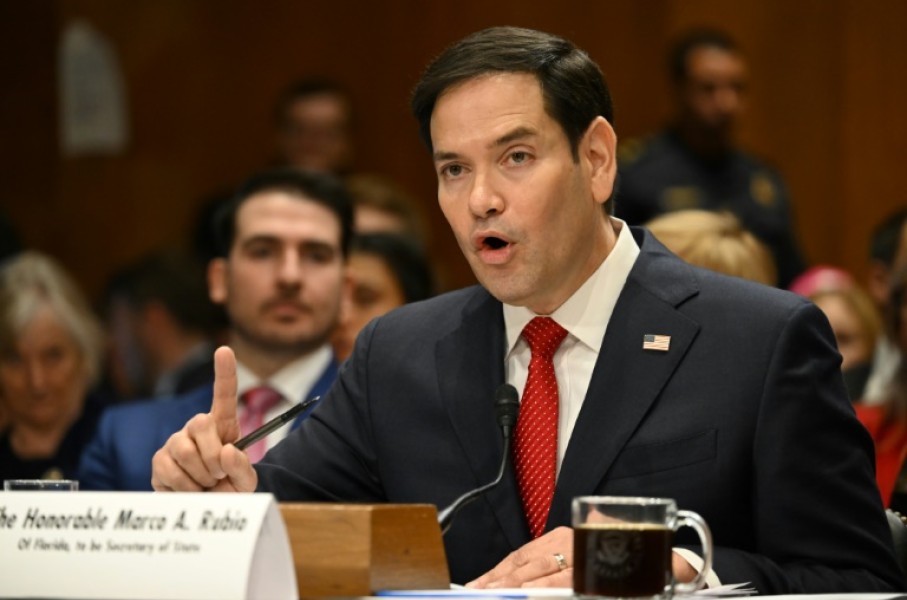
670, 510, 714, 595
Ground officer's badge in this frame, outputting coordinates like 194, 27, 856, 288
750, 172, 777, 208
617, 137, 645, 164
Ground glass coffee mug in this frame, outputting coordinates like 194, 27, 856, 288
573, 496, 713, 599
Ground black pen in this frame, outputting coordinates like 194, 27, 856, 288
234, 396, 320, 450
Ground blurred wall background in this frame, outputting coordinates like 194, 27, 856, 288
1, 0, 905, 299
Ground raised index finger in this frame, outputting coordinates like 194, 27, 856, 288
211, 345, 240, 439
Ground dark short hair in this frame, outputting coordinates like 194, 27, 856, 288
105, 250, 222, 335
411, 26, 614, 161
669, 28, 740, 83
346, 173, 426, 244
871, 208, 907, 267
213, 168, 354, 259
350, 233, 435, 303
274, 77, 353, 126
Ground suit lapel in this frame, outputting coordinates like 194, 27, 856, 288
436, 288, 529, 548
549, 229, 701, 527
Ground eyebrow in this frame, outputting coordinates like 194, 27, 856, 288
432, 126, 538, 163
492, 126, 536, 148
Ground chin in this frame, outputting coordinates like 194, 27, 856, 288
267, 329, 332, 353
482, 282, 531, 307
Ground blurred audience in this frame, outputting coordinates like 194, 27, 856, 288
864, 208, 907, 405
0, 252, 106, 481
274, 77, 355, 175
789, 266, 882, 401
618, 28, 806, 287
101, 250, 223, 400
645, 209, 776, 285
332, 233, 435, 361
855, 265, 907, 509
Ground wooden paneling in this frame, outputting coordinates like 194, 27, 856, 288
1, 0, 904, 299
839, 1, 907, 272
0, 2, 58, 252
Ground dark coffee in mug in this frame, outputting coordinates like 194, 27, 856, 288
574, 522, 672, 598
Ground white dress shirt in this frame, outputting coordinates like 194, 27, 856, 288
235, 344, 333, 452
504, 218, 639, 473
863, 336, 900, 405
502, 218, 719, 586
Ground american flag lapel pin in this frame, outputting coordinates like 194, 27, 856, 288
643, 334, 671, 352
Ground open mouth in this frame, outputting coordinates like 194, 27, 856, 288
474, 233, 513, 264
483, 236, 509, 250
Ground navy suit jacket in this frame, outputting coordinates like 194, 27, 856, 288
78, 360, 337, 491
259, 227, 902, 592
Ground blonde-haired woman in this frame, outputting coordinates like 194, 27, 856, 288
645, 209, 777, 286
0, 252, 106, 480
789, 266, 882, 400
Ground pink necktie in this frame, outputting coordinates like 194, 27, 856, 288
514, 317, 569, 538
239, 386, 283, 463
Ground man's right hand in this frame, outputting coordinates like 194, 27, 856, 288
151, 346, 258, 493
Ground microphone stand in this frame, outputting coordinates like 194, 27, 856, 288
437, 384, 519, 535
437, 436, 513, 534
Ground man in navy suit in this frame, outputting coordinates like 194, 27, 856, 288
150, 27, 904, 593
78, 169, 348, 490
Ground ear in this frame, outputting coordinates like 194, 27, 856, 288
208, 258, 228, 305
582, 116, 618, 207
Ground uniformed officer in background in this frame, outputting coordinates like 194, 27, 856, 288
617, 28, 807, 288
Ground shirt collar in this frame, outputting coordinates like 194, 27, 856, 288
503, 218, 640, 354
235, 344, 333, 402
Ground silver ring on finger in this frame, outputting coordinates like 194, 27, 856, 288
553, 552, 568, 571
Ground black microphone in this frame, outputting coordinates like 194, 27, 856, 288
437, 383, 520, 534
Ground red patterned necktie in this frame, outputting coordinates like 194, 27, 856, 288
514, 316, 569, 538
239, 386, 283, 463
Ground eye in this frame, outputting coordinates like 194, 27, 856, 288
304, 246, 336, 264
42, 346, 66, 366
440, 164, 465, 179
510, 151, 529, 164
245, 242, 275, 259
353, 285, 380, 307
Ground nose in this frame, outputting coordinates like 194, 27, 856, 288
714, 84, 742, 117
277, 249, 303, 288
467, 170, 504, 219
26, 361, 48, 394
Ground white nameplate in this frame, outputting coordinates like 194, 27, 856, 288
0, 491, 296, 600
